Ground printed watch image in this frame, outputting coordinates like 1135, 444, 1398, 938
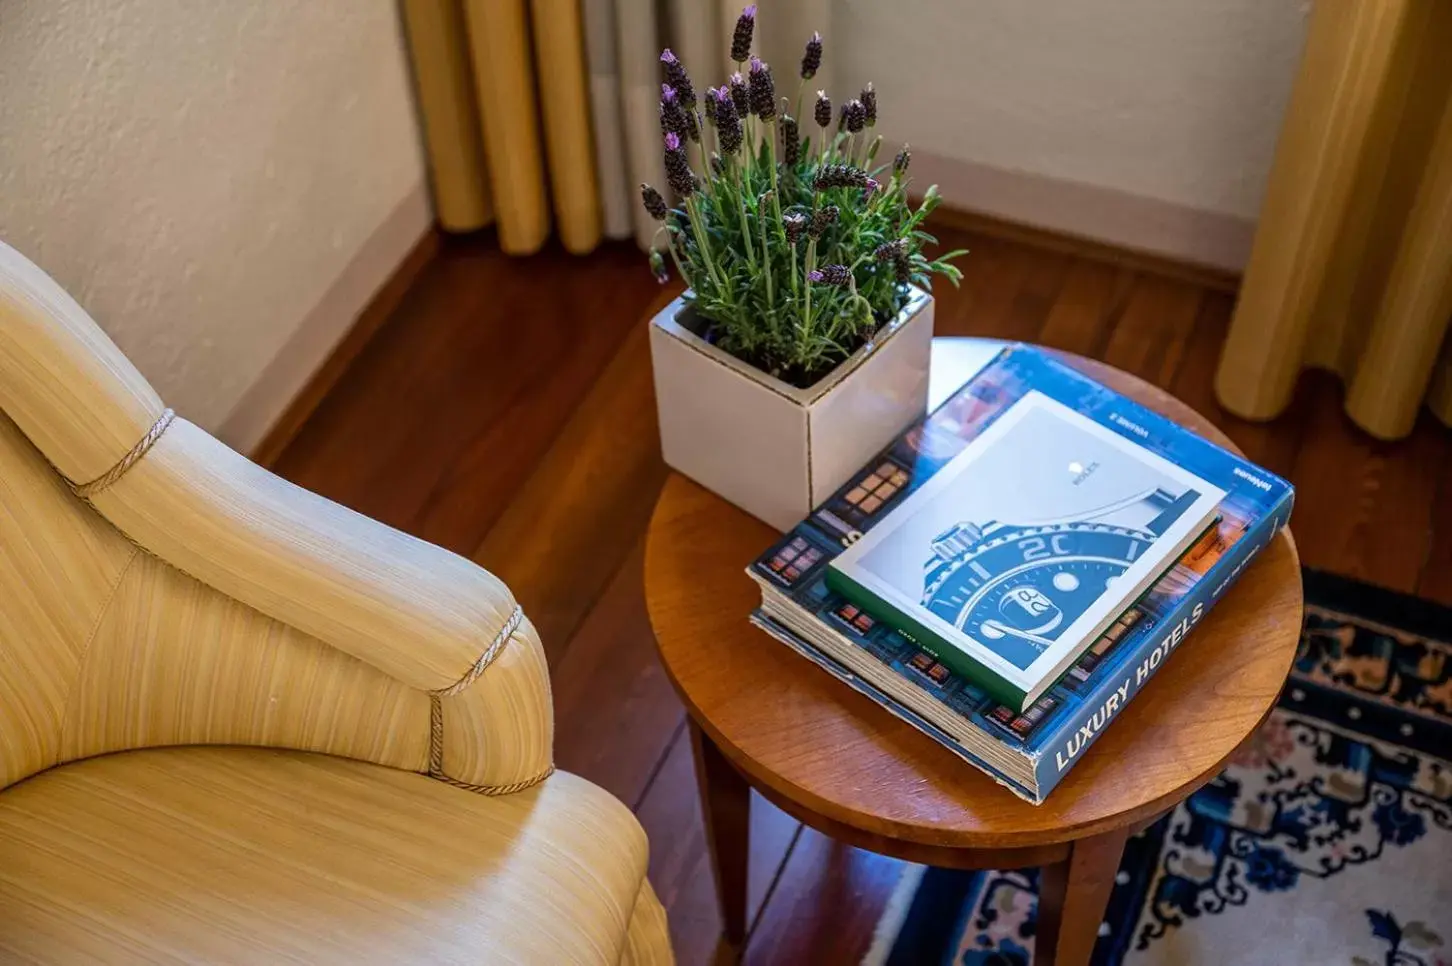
921, 487, 1200, 670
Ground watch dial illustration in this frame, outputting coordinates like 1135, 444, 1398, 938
844, 393, 1215, 674
922, 522, 1158, 670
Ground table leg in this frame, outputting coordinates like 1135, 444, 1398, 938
1034, 826, 1130, 966
689, 722, 751, 950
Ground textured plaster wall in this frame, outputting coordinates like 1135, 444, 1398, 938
834, 0, 1311, 227
0, 0, 425, 432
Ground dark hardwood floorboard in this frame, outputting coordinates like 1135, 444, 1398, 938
271, 219, 1452, 965
552, 540, 684, 805
273, 238, 657, 550
1286, 378, 1450, 591
471, 313, 669, 661
1420, 462, 1452, 607
932, 235, 1066, 342
1098, 274, 1202, 387
742, 828, 907, 966
408, 252, 667, 555
1034, 260, 1136, 360
635, 727, 802, 966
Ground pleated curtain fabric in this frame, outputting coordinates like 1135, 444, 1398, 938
1214, 0, 1452, 441
401, 0, 601, 254
607, 0, 667, 250
401, 0, 831, 254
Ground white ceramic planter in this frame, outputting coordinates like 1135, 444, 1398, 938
649, 286, 934, 531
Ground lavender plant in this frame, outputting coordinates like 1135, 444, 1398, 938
643, 6, 964, 388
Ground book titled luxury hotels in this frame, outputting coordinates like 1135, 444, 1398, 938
747, 345, 1294, 803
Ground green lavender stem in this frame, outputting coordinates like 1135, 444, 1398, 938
694, 110, 710, 175
758, 197, 774, 320
761, 121, 794, 323
765, 122, 785, 233
801, 236, 818, 357
733, 165, 757, 269
657, 226, 691, 285
684, 196, 728, 296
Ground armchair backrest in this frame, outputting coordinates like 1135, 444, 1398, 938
0, 243, 167, 789
0, 412, 139, 789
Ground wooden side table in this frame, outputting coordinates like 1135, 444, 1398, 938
642, 338, 1304, 965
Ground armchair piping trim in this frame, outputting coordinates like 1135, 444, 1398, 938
427, 758, 557, 796
69, 408, 176, 499
425, 604, 553, 796
429, 605, 525, 699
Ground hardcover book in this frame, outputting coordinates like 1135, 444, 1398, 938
826, 389, 1224, 710
747, 344, 1294, 803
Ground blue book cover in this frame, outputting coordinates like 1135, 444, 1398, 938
748, 344, 1294, 803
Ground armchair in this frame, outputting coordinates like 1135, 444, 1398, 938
0, 240, 673, 965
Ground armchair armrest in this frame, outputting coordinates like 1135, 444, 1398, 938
97, 417, 518, 691
89, 419, 555, 791
0, 241, 551, 791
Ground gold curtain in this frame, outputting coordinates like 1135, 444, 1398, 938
400, 0, 601, 255
1215, 0, 1452, 440
400, 0, 834, 255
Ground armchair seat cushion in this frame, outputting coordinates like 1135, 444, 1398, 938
0, 747, 653, 965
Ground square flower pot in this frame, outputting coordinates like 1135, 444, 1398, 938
649, 286, 934, 531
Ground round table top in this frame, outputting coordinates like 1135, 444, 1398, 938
644, 338, 1303, 850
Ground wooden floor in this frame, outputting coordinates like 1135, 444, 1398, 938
271, 221, 1452, 965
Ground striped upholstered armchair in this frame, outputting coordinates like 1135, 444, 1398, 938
0, 240, 672, 965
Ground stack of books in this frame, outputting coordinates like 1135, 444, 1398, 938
748, 346, 1294, 804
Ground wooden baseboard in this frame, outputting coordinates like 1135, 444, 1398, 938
928, 204, 1243, 294
251, 227, 440, 468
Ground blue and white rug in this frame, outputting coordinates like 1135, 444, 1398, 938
868, 570, 1452, 966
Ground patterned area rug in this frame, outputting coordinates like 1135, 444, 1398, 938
868, 570, 1452, 966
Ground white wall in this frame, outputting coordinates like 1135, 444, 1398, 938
0, 0, 428, 445
833, 0, 1312, 268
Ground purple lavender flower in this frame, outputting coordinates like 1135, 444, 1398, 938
807, 204, 839, 239
780, 115, 800, 165
728, 72, 749, 117
659, 85, 691, 139
783, 212, 807, 243
712, 87, 743, 155
748, 57, 776, 120
813, 163, 874, 191
809, 264, 852, 286
640, 183, 668, 221
860, 83, 877, 127
731, 5, 757, 63
893, 145, 911, 175
814, 91, 832, 129
800, 32, 823, 80
840, 98, 866, 134
663, 132, 694, 197
874, 238, 907, 262
659, 49, 696, 108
